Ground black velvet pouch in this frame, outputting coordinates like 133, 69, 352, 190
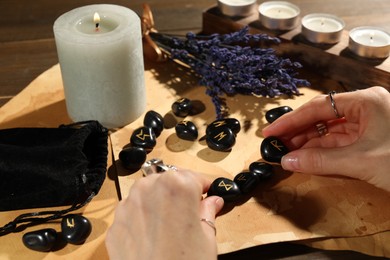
0, 121, 108, 235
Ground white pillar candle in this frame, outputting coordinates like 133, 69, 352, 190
218, 0, 257, 17
54, 4, 146, 129
259, 1, 300, 30
301, 13, 345, 44
349, 26, 390, 59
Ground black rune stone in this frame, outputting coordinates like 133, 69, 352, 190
188, 100, 206, 116
234, 171, 260, 194
206, 118, 241, 136
265, 106, 293, 123
249, 161, 274, 180
61, 214, 92, 245
143, 110, 164, 137
207, 177, 241, 202
22, 228, 58, 252
130, 126, 156, 152
175, 120, 198, 141
260, 136, 289, 163
119, 146, 147, 171
206, 126, 236, 152
172, 98, 192, 117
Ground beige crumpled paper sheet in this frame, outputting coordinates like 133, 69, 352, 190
111, 63, 390, 257
1, 63, 388, 258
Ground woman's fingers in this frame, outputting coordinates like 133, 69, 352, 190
285, 122, 360, 149
199, 196, 224, 238
281, 145, 361, 177
263, 92, 347, 138
145, 167, 212, 195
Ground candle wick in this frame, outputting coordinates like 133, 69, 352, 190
93, 12, 100, 32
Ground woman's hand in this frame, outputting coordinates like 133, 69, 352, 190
263, 86, 390, 192
105, 168, 224, 260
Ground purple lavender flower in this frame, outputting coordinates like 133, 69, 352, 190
150, 27, 310, 119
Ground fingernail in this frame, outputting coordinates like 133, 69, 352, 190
281, 154, 299, 171
215, 197, 224, 208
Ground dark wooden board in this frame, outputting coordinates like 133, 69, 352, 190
202, 6, 390, 92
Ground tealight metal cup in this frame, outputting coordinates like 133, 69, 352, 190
259, 1, 300, 31
348, 26, 390, 59
301, 13, 345, 44
218, 0, 257, 17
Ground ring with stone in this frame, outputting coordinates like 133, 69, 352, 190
141, 158, 166, 176
200, 218, 216, 235
328, 91, 341, 119
316, 122, 328, 137
158, 164, 178, 172
141, 158, 178, 176
165, 164, 178, 172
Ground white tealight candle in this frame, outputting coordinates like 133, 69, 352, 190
259, 1, 300, 30
218, 0, 257, 17
301, 13, 345, 44
54, 4, 146, 129
349, 26, 390, 59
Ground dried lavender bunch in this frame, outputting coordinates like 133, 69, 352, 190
150, 26, 310, 118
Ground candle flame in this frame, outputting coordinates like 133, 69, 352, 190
94, 12, 100, 29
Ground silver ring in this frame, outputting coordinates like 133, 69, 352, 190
141, 158, 177, 176
316, 122, 328, 136
158, 164, 178, 172
200, 218, 216, 235
329, 91, 341, 118
165, 165, 178, 171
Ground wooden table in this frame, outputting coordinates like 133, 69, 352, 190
1, 1, 390, 259
1, 0, 390, 107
